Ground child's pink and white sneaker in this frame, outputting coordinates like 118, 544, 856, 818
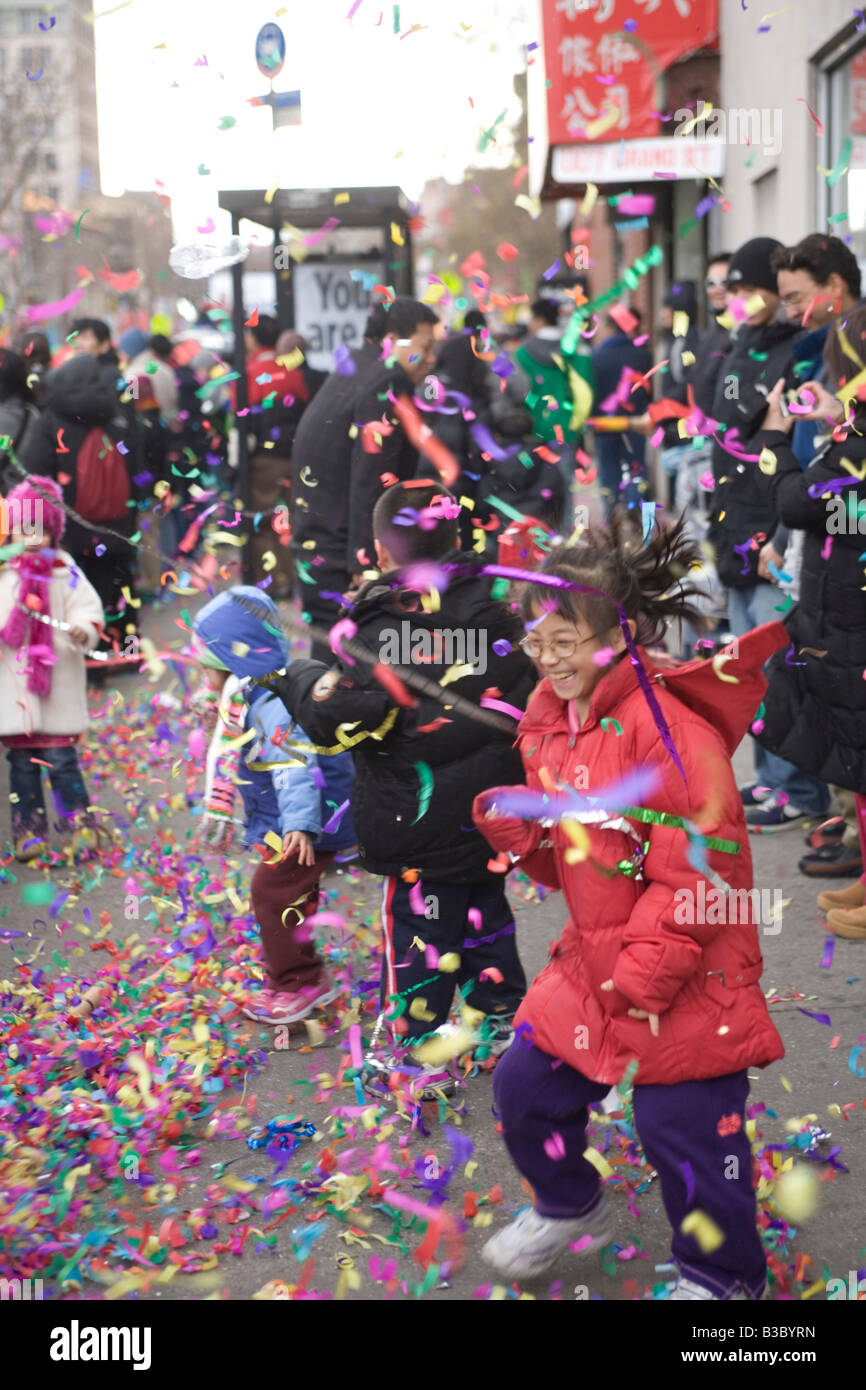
242, 977, 342, 1025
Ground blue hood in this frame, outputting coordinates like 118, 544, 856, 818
193, 587, 288, 677
793, 322, 829, 378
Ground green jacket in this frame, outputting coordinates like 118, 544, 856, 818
514, 333, 595, 445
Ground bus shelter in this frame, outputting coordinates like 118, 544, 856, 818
216, 186, 414, 577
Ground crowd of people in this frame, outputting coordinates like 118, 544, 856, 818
2, 229, 865, 1302
0, 316, 233, 648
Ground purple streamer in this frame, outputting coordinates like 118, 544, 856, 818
807, 476, 857, 498
681, 1160, 695, 1206
796, 1007, 832, 1025
469, 419, 523, 463
482, 766, 662, 821
322, 799, 350, 834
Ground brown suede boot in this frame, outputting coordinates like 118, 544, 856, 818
817, 880, 866, 913
825, 906, 866, 940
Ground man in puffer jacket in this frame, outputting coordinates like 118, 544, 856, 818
192, 587, 356, 1025
269, 481, 536, 1096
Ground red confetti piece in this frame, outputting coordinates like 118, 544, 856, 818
371, 661, 417, 707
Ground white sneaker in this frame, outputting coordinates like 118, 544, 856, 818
599, 1086, 622, 1114
482, 1199, 612, 1279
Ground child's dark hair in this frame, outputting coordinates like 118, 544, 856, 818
71, 317, 111, 344
824, 302, 866, 421
248, 315, 280, 349
520, 510, 708, 647
373, 481, 459, 566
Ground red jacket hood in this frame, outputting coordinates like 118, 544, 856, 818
519, 621, 789, 757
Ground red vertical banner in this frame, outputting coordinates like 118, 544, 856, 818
541, 0, 719, 146
850, 49, 866, 137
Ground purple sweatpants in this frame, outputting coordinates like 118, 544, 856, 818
493, 1040, 766, 1299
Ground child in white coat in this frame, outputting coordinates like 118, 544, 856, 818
0, 476, 104, 860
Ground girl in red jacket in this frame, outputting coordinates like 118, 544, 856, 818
474, 514, 787, 1300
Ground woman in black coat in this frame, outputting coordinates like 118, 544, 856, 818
753, 313, 866, 939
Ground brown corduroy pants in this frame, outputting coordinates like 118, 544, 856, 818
249, 848, 334, 991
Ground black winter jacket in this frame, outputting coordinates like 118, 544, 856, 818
751, 427, 866, 791
0, 395, 39, 493
693, 319, 799, 589
18, 354, 142, 556
421, 411, 565, 556
689, 318, 731, 419
655, 323, 700, 448
423, 381, 489, 549
290, 341, 384, 585
269, 550, 536, 880
290, 343, 418, 581
347, 362, 419, 573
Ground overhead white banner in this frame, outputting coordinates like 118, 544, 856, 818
552, 137, 726, 185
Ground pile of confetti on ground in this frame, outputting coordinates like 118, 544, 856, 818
0, 680, 862, 1300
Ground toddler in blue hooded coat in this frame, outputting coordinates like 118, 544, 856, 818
192, 587, 356, 1025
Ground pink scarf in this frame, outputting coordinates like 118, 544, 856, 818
0, 550, 58, 697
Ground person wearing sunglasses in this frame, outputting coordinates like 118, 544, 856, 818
704, 254, 731, 315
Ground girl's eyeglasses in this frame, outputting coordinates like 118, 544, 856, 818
519, 632, 600, 661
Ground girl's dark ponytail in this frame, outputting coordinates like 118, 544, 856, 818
521, 509, 710, 645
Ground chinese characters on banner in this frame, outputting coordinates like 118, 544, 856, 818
850, 48, 866, 136
541, 0, 719, 146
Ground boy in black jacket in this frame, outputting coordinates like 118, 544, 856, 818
269, 481, 535, 1098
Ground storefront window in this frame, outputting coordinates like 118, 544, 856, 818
824, 39, 866, 278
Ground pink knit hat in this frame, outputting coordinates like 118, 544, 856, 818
6, 474, 65, 543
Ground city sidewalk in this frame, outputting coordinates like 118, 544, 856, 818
0, 574, 863, 1303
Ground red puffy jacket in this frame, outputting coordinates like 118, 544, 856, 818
473, 622, 789, 1086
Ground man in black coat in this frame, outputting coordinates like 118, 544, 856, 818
691, 237, 830, 828
290, 298, 438, 660
270, 480, 535, 1088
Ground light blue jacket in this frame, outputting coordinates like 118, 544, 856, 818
241, 686, 355, 852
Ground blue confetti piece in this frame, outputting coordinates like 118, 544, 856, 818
767, 561, 793, 583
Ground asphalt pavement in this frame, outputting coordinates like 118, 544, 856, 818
1, 571, 864, 1308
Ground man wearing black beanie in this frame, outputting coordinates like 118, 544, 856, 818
691, 235, 831, 831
